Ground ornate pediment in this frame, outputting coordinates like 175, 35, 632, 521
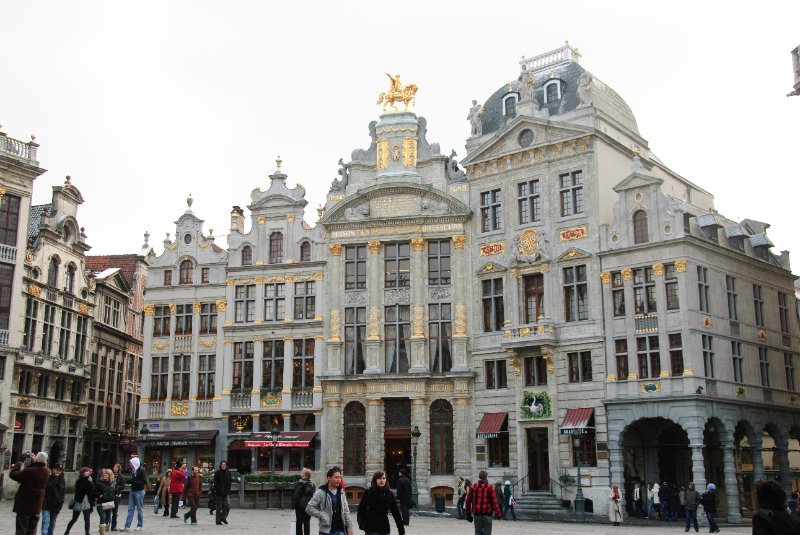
476, 261, 507, 275
612, 172, 663, 192
557, 247, 591, 262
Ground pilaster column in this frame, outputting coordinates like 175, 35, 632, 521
313, 336, 324, 407
327, 244, 343, 374
324, 399, 343, 469
411, 397, 430, 504
776, 436, 793, 497
409, 237, 427, 373
453, 397, 472, 476
252, 340, 264, 394
285, 214, 296, 263
282, 337, 294, 410
450, 236, 468, 372
609, 446, 626, 511
365, 240, 383, 374
365, 399, 383, 476
751, 432, 764, 481
723, 445, 742, 523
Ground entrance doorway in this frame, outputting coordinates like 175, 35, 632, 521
384, 398, 411, 488
526, 428, 549, 490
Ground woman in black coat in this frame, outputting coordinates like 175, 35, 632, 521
357, 470, 405, 535
64, 467, 95, 535
292, 468, 316, 535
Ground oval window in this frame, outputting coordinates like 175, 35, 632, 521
184, 233, 192, 244
518, 129, 534, 148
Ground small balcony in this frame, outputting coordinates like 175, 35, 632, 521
0, 132, 39, 164
500, 319, 557, 349
174, 335, 192, 352
0, 244, 17, 265
634, 313, 658, 333
0, 329, 9, 346
196, 400, 213, 417
149, 401, 165, 419
291, 388, 313, 408
230, 392, 251, 409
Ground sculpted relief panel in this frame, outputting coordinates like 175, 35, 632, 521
371, 194, 420, 218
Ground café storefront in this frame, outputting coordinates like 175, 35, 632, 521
243, 431, 317, 473
138, 430, 218, 475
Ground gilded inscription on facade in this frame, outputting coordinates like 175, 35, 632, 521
371, 194, 420, 218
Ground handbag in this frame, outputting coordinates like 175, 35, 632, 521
153, 495, 160, 513
288, 510, 296, 535
68, 499, 76, 510
510, 496, 516, 507
102, 501, 115, 511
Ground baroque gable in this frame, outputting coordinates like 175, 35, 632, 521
476, 261, 507, 275
557, 247, 591, 262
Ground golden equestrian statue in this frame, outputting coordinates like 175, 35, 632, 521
377, 73, 418, 112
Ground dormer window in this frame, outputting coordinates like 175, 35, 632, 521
754, 246, 770, 261
702, 226, 718, 243
728, 236, 745, 252
269, 232, 284, 264
633, 210, 649, 244
65, 264, 76, 294
300, 241, 311, 262
502, 94, 518, 118
544, 80, 562, 103
179, 259, 193, 284
241, 245, 252, 266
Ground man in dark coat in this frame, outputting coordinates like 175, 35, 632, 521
10, 451, 51, 535
213, 460, 233, 525
395, 469, 412, 526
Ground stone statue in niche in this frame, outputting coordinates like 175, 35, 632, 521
446, 150, 467, 182
345, 203, 370, 220
577, 72, 593, 107
351, 120, 379, 162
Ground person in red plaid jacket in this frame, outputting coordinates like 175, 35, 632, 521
464, 470, 501, 535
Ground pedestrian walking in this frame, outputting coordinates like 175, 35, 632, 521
213, 460, 232, 525
456, 477, 466, 520
608, 484, 623, 526
181, 466, 201, 525
684, 482, 701, 533
650, 482, 661, 520
356, 470, 404, 535
679, 485, 687, 521
752, 479, 800, 534
155, 469, 172, 517
633, 482, 643, 517
109, 464, 125, 531
395, 469, 412, 526
41, 464, 65, 535
95, 469, 116, 535
168, 463, 186, 518
64, 467, 95, 535
292, 468, 316, 535
700, 483, 720, 533
660, 481, 671, 522
464, 469, 500, 535
305, 466, 353, 535
501, 481, 516, 521
120, 456, 146, 532
10, 451, 51, 535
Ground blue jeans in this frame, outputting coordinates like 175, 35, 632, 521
661, 499, 670, 520
96, 506, 108, 527
457, 497, 465, 518
501, 504, 516, 520
171, 493, 181, 517
321, 532, 345, 535
41, 509, 59, 535
705, 511, 719, 532
124, 490, 144, 529
111, 496, 121, 530
647, 500, 654, 519
685, 509, 698, 531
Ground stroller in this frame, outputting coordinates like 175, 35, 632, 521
208, 482, 217, 515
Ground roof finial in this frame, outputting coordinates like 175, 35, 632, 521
65, 175, 71, 184
276, 155, 282, 171
143, 231, 150, 245
317, 204, 324, 220
187, 193, 193, 209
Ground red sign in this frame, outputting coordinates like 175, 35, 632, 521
479, 243, 504, 256
560, 226, 587, 241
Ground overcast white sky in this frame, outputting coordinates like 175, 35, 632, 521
2, 2, 799, 272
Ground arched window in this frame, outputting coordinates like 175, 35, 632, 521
429, 400, 454, 475
179, 259, 193, 284
503, 94, 518, 118
269, 232, 284, 264
65, 264, 76, 294
300, 241, 311, 262
633, 210, 649, 244
343, 401, 365, 475
47, 257, 60, 288
544, 80, 561, 103
241, 245, 252, 266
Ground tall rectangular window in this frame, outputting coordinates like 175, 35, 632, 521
697, 266, 710, 313
753, 284, 764, 327
23, 297, 38, 350
726, 275, 738, 320
385, 305, 410, 373
234, 284, 255, 323
199, 303, 217, 334
37, 374, 50, 397
485, 359, 507, 389
564, 265, 588, 322
104, 296, 121, 328
732, 341, 743, 383
344, 307, 366, 375
702, 335, 715, 378
264, 283, 285, 321
523, 274, 544, 323
41, 304, 56, 356
559, 170, 584, 216
524, 355, 547, 386
262, 340, 284, 391
197, 354, 215, 399
428, 303, 452, 373
74, 315, 87, 363
637, 336, 660, 379
669, 333, 683, 376
612, 272, 625, 317
174, 304, 193, 335
163, 270, 172, 286
150, 356, 168, 401
758, 346, 770, 387
344, 245, 367, 290
481, 278, 504, 332
615, 339, 628, 381
201, 267, 210, 284
633, 267, 656, 314
293, 281, 316, 320
568, 351, 592, 383
427, 240, 451, 286
171, 354, 190, 400
480, 189, 503, 232
232, 341, 254, 392
384, 242, 410, 288
0, 264, 12, 330
664, 263, 680, 310
0, 194, 21, 246
779, 292, 790, 333
292, 338, 315, 389
518, 179, 541, 224
153, 305, 171, 337
785, 353, 796, 392
58, 310, 72, 359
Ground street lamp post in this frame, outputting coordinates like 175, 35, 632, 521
270, 424, 280, 472
138, 424, 149, 470
572, 435, 585, 522
410, 425, 421, 509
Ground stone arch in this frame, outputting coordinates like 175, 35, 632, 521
620, 417, 691, 497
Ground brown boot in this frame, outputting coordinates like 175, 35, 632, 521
99, 525, 106, 535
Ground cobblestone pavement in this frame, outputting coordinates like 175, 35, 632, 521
0, 501, 752, 535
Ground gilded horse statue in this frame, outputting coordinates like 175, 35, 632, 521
377, 73, 418, 112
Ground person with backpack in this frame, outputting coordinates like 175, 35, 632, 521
464, 469, 501, 535
752, 479, 800, 535
356, 470, 404, 535
292, 468, 316, 535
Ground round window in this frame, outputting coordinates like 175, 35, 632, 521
184, 234, 192, 244
518, 129, 534, 147
31, 267, 41, 280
